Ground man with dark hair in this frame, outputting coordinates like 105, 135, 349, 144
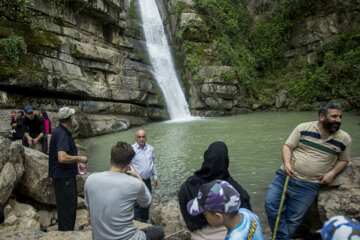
22, 106, 48, 154
132, 129, 159, 223
84, 141, 164, 240
49, 107, 87, 231
265, 101, 352, 240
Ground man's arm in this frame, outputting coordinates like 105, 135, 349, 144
127, 165, 143, 182
282, 144, 294, 176
151, 149, 159, 187
33, 132, 44, 145
318, 160, 348, 184
58, 151, 87, 164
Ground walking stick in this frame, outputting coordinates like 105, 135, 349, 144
272, 161, 295, 240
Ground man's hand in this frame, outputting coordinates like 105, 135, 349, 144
27, 137, 34, 146
318, 171, 336, 184
154, 179, 159, 188
319, 160, 348, 185
284, 161, 294, 177
33, 138, 39, 145
127, 165, 142, 181
78, 156, 88, 163
282, 144, 294, 176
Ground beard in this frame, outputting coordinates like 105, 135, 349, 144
322, 117, 341, 133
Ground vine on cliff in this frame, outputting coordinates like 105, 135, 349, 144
0, 35, 27, 66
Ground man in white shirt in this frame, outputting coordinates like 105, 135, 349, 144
132, 130, 158, 223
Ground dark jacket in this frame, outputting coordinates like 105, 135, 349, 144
22, 115, 46, 138
178, 141, 252, 231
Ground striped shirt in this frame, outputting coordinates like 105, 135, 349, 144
131, 142, 158, 180
281, 121, 351, 183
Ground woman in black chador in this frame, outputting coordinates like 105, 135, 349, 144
178, 141, 252, 239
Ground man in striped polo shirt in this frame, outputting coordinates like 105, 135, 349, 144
265, 102, 352, 240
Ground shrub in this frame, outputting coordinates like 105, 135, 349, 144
0, 35, 27, 65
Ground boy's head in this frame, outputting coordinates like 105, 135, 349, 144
110, 141, 135, 168
187, 180, 241, 226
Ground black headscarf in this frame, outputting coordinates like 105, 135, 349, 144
178, 141, 252, 231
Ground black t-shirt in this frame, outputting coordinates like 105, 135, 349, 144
48, 124, 78, 178
22, 115, 46, 138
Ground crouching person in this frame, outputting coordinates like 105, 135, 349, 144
84, 141, 164, 240
187, 180, 264, 240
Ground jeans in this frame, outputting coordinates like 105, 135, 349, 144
134, 178, 152, 223
265, 169, 320, 240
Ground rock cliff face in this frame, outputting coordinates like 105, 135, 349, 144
162, 0, 360, 115
0, 0, 359, 136
0, 0, 168, 137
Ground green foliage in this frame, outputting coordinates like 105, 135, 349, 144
290, 28, 360, 102
196, 0, 251, 39
0, 35, 27, 65
0, 0, 34, 23
250, 21, 291, 70
183, 41, 205, 81
250, 0, 316, 71
176, 19, 207, 41
128, 0, 139, 21
193, 0, 260, 94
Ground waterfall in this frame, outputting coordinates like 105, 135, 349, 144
138, 0, 191, 120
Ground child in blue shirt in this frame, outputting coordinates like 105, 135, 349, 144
187, 180, 264, 240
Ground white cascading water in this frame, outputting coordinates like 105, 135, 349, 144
138, 0, 191, 120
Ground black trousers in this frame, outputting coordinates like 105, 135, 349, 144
22, 134, 48, 154
52, 176, 77, 231
141, 226, 165, 240
134, 178, 152, 223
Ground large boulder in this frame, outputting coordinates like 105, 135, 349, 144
150, 199, 191, 240
0, 200, 40, 236
0, 229, 92, 240
16, 147, 55, 205
296, 157, 360, 238
16, 147, 88, 205
317, 157, 360, 220
0, 137, 25, 204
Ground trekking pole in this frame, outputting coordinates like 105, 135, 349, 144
272, 161, 295, 240
164, 228, 186, 239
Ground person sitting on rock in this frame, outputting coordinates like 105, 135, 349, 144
178, 141, 252, 240
22, 106, 48, 154
84, 141, 165, 240
11, 111, 24, 141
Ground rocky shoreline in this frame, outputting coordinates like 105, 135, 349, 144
0, 136, 359, 239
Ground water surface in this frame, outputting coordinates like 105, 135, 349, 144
81, 112, 360, 225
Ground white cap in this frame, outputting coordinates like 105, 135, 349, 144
58, 107, 75, 119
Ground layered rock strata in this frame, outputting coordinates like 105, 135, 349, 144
0, 0, 168, 137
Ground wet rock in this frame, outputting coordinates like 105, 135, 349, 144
75, 209, 90, 231
0, 137, 24, 204
276, 90, 288, 108
150, 199, 191, 240
297, 158, 360, 238
16, 148, 55, 205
